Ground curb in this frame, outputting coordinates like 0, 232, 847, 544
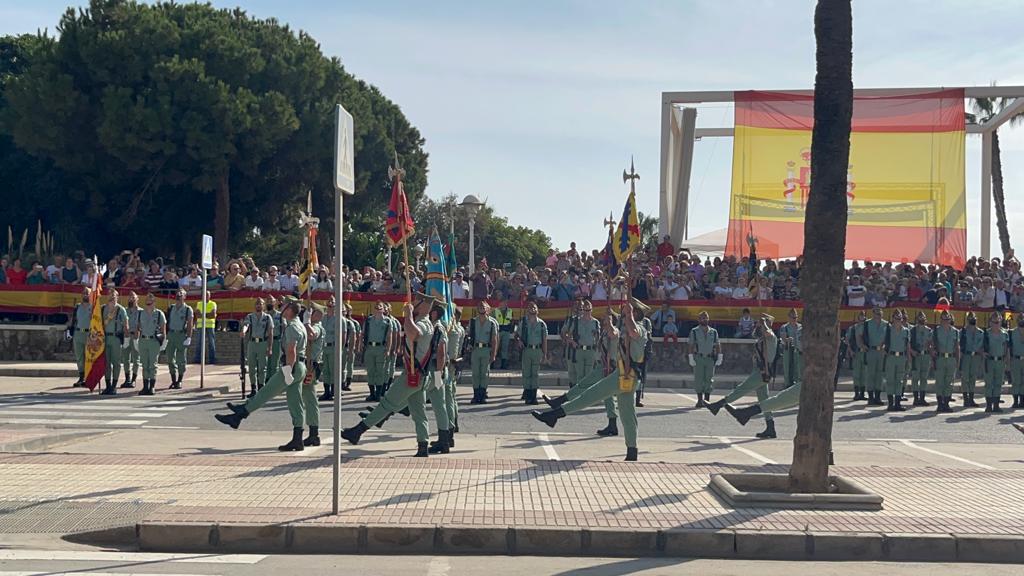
0, 430, 109, 453
84, 523, 1024, 563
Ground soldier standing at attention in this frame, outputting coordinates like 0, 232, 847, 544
493, 295, 515, 369
960, 312, 984, 408
567, 299, 602, 388
468, 301, 499, 404
242, 298, 274, 397
68, 287, 93, 387
931, 310, 960, 413
266, 295, 283, 384
778, 308, 803, 389
846, 311, 867, 401
166, 289, 194, 390
99, 289, 129, 396
1010, 312, 1024, 409
688, 311, 721, 408
445, 309, 466, 429
883, 310, 911, 412
344, 304, 360, 391
298, 303, 325, 446
136, 292, 167, 396
561, 299, 582, 388
383, 307, 401, 394
858, 306, 889, 406
362, 302, 393, 402
909, 311, 933, 407
983, 311, 1008, 413
319, 298, 338, 402
516, 301, 548, 405
121, 292, 142, 389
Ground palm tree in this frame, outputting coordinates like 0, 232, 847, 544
968, 95, 1024, 258
788, 0, 853, 493
637, 211, 659, 251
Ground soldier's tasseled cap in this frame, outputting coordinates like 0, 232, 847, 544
309, 302, 325, 314
628, 297, 651, 314
760, 313, 775, 323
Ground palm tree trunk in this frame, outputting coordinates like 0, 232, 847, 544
215, 170, 230, 264
991, 130, 1012, 258
788, 0, 853, 493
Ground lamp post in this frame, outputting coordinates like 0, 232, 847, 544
459, 194, 484, 275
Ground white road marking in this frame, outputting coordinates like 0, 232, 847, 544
0, 404, 186, 412
0, 418, 147, 426
537, 433, 560, 460
673, 391, 698, 404
510, 431, 583, 436
717, 436, 777, 464
866, 438, 937, 443
427, 556, 451, 576
0, 572, 211, 576
141, 425, 201, 430
898, 439, 995, 470
0, 410, 167, 418
0, 549, 265, 564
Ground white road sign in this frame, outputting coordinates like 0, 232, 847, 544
334, 104, 355, 195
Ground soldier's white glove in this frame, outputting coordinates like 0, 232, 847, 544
716, 354, 723, 366
183, 337, 192, 347
688, 354, 695, 367
122, 339, 130, 350
64, 329, 72, 341
282, 367, 295, 386
160, 340, 168, 352
132, 338, 139, 351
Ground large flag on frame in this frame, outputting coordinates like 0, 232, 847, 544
612, 190, 641, 263
724, 89, 966, 267
83, 261, 105, 391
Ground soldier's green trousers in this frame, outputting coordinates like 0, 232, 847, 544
247, 341, 268, 390
498, 331, 513, 363
910, 354, 931, 392
425, 372, 450, 432
851, 350, 865, 390
756, 382, 802, 414
693, 355, 715, 394
933, 356, 957, 397
73, 330, 88, 374
781, 350, 803, 388
104, 336, 123, 383
884, 354, 908, 395
166, 332, 187, 381
286, 374, 319, 427
561, 369, 638, 448
243, 362, 309, 428
575, 349, 599, 386
139, 338, 160, 380
388, 353, 399, 384
362, 371, 430, 442
985, 358, 1005, 399
566, 347, 577, 387
365, 346, 387, 389
123, 339, 139, 381
267, 339, 282, 382
1011, 357, 1024, 396
960, 353, 983, 397
522, 348, 542, 390
446, 366, 459, 428
561, 368, 615, 419
345, 346, 355, 381
471, 347, 492, 390
718, 371, 774, 421
864, 349, 885, 392
322, 343, 336, 391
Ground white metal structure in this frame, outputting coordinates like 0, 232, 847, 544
659, 86, 1024, 259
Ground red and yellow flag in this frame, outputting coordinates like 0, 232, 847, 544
725, 89, 966, 267
83, 270, 106, 391
385, 169, 415, 247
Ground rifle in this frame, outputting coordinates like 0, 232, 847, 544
754, 332, 772, 384
239, 334, 248, 399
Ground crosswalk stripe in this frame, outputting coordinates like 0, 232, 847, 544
0, 550, 265, 564
0, 572, 212, 576
0, 410, 167, 418
0, 418, 147, 426
0, 404, 183, 412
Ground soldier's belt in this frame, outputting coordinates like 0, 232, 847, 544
991, 355, 1004, 361
141, 335, 157, 339
938, 353, 955, 358
76, 328, 89, 333
889, 352, 905, 357
699, 353, 715, 358
969, 352, 980, 356
326, 343, 335, 348
250, 337, 266, 343
105, 331, 118, 336
579, 345, 595, 351
474, 343, 490, 348
526, 344, 543, 349
873, 346, 885, 351
367, 342, 385, 347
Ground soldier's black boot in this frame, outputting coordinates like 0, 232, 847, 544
706, 397, 727, 416
520, 389, 528, 401
542, 393, 568, 410
469, 388, 481, 405
527, 389, 539, 405
365, 385, 376, 402
872, 390, 886, 406
937, 395, 952, 413
531, 407, 565, 428
501, 359, 508, 370
278, 427, 305, 452
120, 373, 132, 388
414, 441, 429, 458
169, 376, 181, 390
428, 431, 450, 454
635, 391, 644, 408
341, 421, 369, 445
447, 428, 455, 448
725, 403, 762, 426
624, 447, 638, 462
1014, 394, 1023, 409
886, 394, 895, 411
214, 404, 249, 429
853, 388, 865, 401
480, 388, 489, 404
342, 376, 351, 391
695, 394, 707, 408
73, 372, 85, 388
140, 379, 154, 396
892, 395, 906, 412
917, 391, 929, 406
303, 426, 321, 447
965, 392, 979, 408
100, 378, 114, 396
319, 384, 332, 402
596, 418, 618, 437
984, 397, 993, 412
755, 419, 777, 439
992, 395, 1003, 413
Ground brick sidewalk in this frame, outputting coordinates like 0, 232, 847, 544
2, 452, 1023, 536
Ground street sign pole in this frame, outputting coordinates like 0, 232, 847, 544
333, 104, 355, 515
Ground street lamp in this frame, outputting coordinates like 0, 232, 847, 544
459, 194, 484, 275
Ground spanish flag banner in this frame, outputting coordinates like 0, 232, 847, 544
612, 190, 641, 264
298, 227, 319, 296
83, 268, 106, 391
725, 89, 966, 267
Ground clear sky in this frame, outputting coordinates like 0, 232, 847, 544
4, 0, 1024, 257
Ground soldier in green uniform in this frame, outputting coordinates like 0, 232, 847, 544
121, 292, 142, 389
362, 302, 394, 402
845, 311, 867, 401
983, 311, 1008, 413
515, 301, 548, 405
909, 311, 933, 406
166, 289, 194, 390
596, 311, 622, 437
688, 311, 721, 408
382, 307, 400, 393
532, 299, 648, 461
345, 303, 360, 391
468, 301, 499, 404
883, 310, 911, 412
561, 300, 582, 387
342, 295, 447, 457
266, 295, 283, 385
778, 308, 803, 389
931, 310, 960, 413
959, 312, 984, 408
99, 290, 129, 396
707, 314, 779, 439
1010, 312, 1024, 409
68, 287, 93, 387
297, 303, 325, 446
319, 298, 339, 402
858, 306, 890, 406
445, 309, 466, 429
214, 299, 310, 451
567, 299, 602, 389
493, 295, 515, 369
242, 298, 274, 397
633, 305, 654, 407
136, 292, 167, 396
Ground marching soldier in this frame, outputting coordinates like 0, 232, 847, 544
296, 303, 325, 447
883, 310, 911, 412
515, 301, 548, 405
136, 292, 167, 396
688, 311, 721, 408
266, 295, 283, 384
319, 298, 338, 402
858, 306, 889, 406
166, 289, 194, 389
68, 287, 93, 387
493, 295, 515, 369
363, 302, 394, 402
778, 308, 803, 389
344, 303, 360, 391
1010, 312, 1024, 409
909, 311, 933, 406
707, 313, 779, 439
596, 311, 622, 437
931, 310, 960, 413
100, 289, 129, 396
242, 298, 274, 397
983, 311, 1008, 413
121, 292, 142, 389
846, 311, 867, 400
960, 311, 984, 408
467, 301, 499, 404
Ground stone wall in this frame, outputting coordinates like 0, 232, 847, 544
0, 325, 73, 361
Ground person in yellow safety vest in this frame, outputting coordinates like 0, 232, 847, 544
193, 297, 218, 364
492, 294, 514, 370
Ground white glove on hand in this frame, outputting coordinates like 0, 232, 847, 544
688, 354, 695, 367
282, 367, 294, 386
716, 353, 723, 367
160, 340, 168, 352
64, 329, 72, 341
132, 338, 139, 352
122, 339, 130, 350
183, 337, 192, 347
